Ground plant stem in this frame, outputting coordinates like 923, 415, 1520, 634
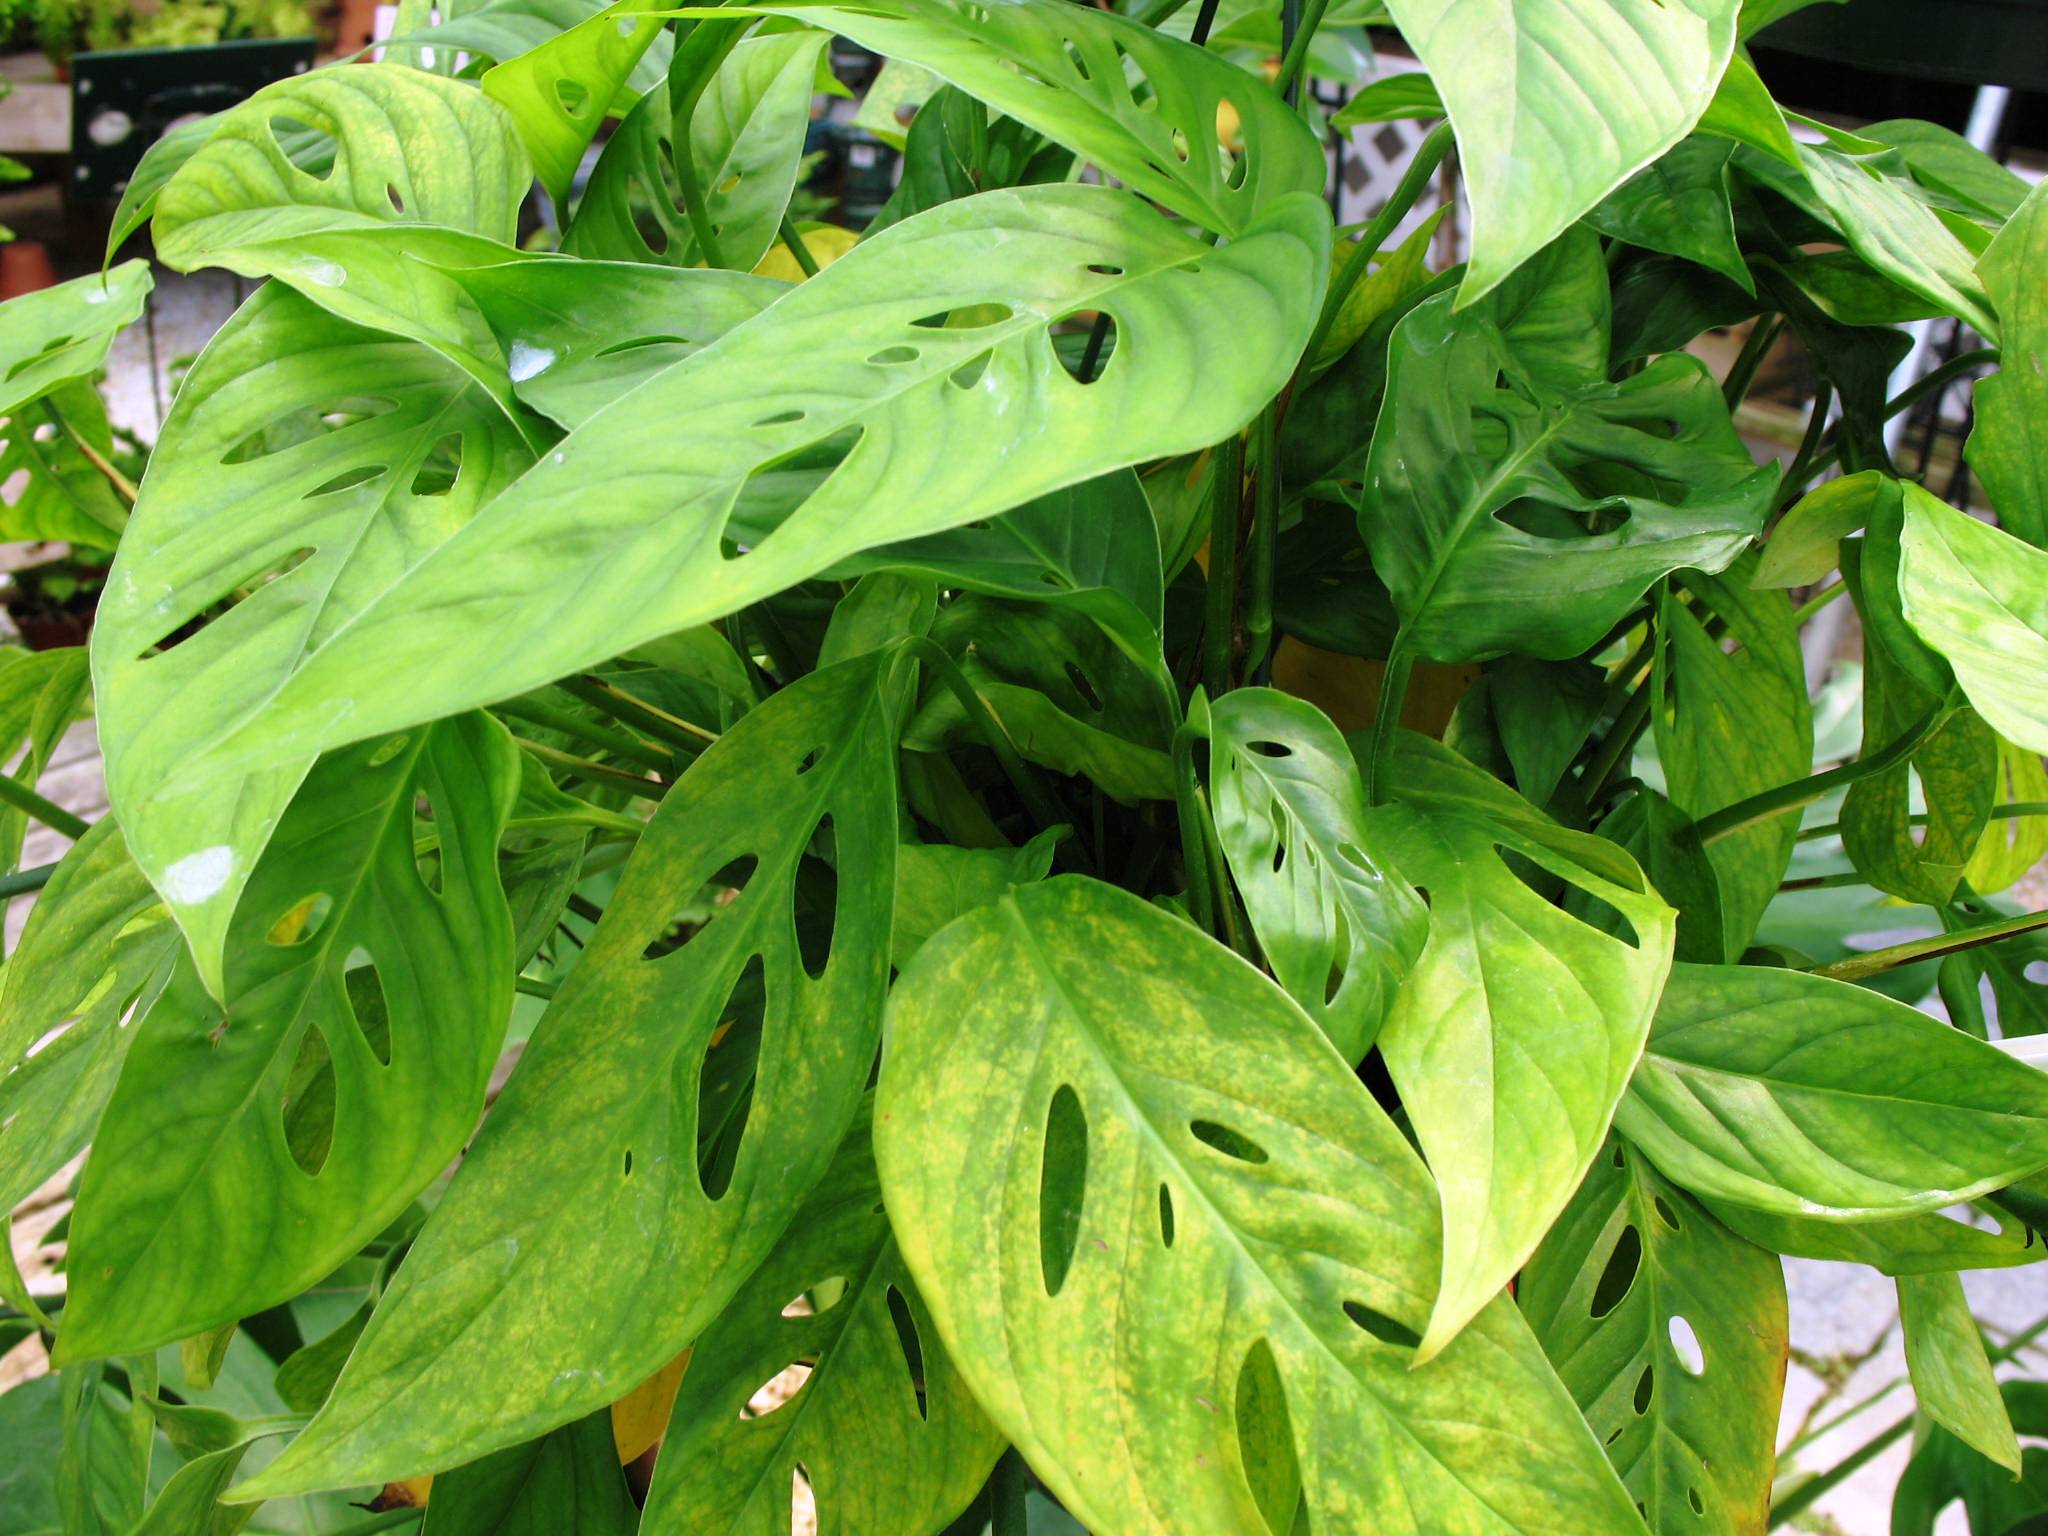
1775, 381, 1833, 512
1799, 799, 2048, 844
515, 974, 558, 1001
990, 1450, 1031, 1536
1172, 724, 1217, 935
0, 773, 89, 841
1722, 314, 1785, 411
1790, 580, 1847, 628
1188, 0, 1224, 43
1886, 345, 1998, 428
1301, 122, 1455, 372
0, 861, 59, 900
1201, 433, 1244, 698
747, 601, 810, 685
45, 395, 138, 506
777, 214, 820, 277
1364, 642, 1414, 806
1695, 705, 1942, 845
514, 738, 670, 802
904, 639, 1069, 841
495, 697, 673, 773
1274, 0, 1330, 102
1137, 0, 1193, 24
668, 19, 749, 268
1584, 683, 1655, 808
1767, 1418, 1909, 1528
561, 675, 719, 749
1812, 907, 2048, 983
1242, 406, 1280, 681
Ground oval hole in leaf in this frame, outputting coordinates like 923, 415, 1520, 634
554, 77, 592, 117
269, 115, 336, 179
885, 1284, 928, 1420
1633, 1363, 1654, 1414
413, 790, 442, 896
781, 1278, 847, 1319
409, 432, 463, 498
1190, 1119, 1269, 1165
792, 1462, 816, 1528
951, 351, 993, 390
267, 891, 333, 947
868, 345, 920, 366
1234, 1337, 1300, 1536
796, 819, 838, 981
1064, 661, 1103, 713
345, 955, 392, 1067
594, 335, 692, 358
1039, 1083, 1088, 1297
1341, 1300, 1420, 1349
386, 183, 405, 215
1056, 314, 1116, 384
642, 854, 759, 960
1689, 1487, 1705, 1515
696, 954, 765, 1200
283, 1023, 335, 1177
1159, 1182, 1175, 1248
1668, 1315, 1705, 1375
1589, 1225, 1641, 1319
1652, 1194, 1681, 1230
303, 465, 386, 500
754, 409, 806, 428
742, 1362, 810, 1421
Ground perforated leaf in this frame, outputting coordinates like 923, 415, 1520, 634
878, 875, 1648, 1536
0, 382, 131, 548
1208, 688, 1426, 1061
424, 1411, 638, 1536
1524, 1141, 1787, 1536
1381, 0, 1740, 298
1967, 181, 2048, 546
0, 261, 151, 417
762, 0, 1328, 235
1361, 253, 1774, 663
640, 1101, 1005, 1536
92, 283, 535, 992
240, 654, 899, 1497
57, 714, 519, 1360
1368, 732, 1676, 1359
564, 30, 830, 271
98, 183, 1325, 990
482, 0, 671, 207
1617, 962, 2048, 1218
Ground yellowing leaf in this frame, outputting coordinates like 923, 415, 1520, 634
611, 1349, 690, 1464
752, 222, 860, 282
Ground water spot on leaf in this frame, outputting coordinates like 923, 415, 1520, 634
1039, 1084, 1088, 1296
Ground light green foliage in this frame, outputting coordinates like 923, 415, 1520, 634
0, 2, 2042, 1531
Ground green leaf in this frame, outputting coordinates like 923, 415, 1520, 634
0, 818, 176, 1217
1963, 735, 2048, 897
870, 85, 1072, 236
1899, 1270, 2023, 1475
762, 0, 1329, 235
1328, 71, 1441, 130
563, 30, 831, 270
894, 832, 1059, 967
1966, 180, 2048, 547
0, 383, 132, 549
1588, 138, 1750, 293
0, 642, 91, 868
1753, 468, 1883, 587
240, 654, 899, 1496
423, 1411, 637, 1535
1652, 559, 1813, 957
0, 1376, 65, 1536
876, 875, 1648, 1536
56, 714, 520, 1360
100, 183, 1325, 982
58, 1360, 154, 1536
1895, 1385, 2048, 1536
1708, 1198, 2044, 1276
1361, 263, 1774, 663
1208, 688, 1427, 1061
1601, 789, 1727, 967
0, 261, 151, 416
482, 0, 671, 208
1616, 961, 2048, 1218
1370, 732, 1677, 1358
1694, 51, 1797, 167
1863, 119, 2032, 224
380, 0, 672, 96
1899, 483, 2048, 755
1380, 0, 1740, 299
1313, 208, 1443, 370
92, 282, 536, 993
1523, 1141, 1787, 1536
640, 1100, 1006, 1535
151, 64, 530, 280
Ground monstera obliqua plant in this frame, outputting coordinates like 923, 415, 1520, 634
4, 0, 2048, 1529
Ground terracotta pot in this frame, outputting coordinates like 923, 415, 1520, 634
0, 241, 58, 301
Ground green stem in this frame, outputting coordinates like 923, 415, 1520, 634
1201, 434, 1244, 698
1136, 0, 1194, 25
903, 639, 1069, 841
514, 738, 670, 802
1887, 346, 1998, 428
495, 697, 673, 773
45, 394, 138, 506
668, 19, 750, 268
515, 974, 558, 1001
1301, 122, 1454, 373
1584, 683, 1655, 807
1242, 407, 1280, 681
0, 861, 59, 900
1273, 0, 1332, 100
1767, 1418, 1909, 1528
989, 1450, 1031, 1536
777, 213, 820, 278
1695, 704, 1943, 846
1722, 314, 1784, 411
1172, 723, 1217, 936
1364, 642, 1414, 807
1790, 579, 1848, 628
1800, 798, 2048, 844
1775, 380, 1833, 512
1811, 907, 2048, 984
560, 675, 719, 750
0, 773, 89, 841
748, 601, 810, 685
